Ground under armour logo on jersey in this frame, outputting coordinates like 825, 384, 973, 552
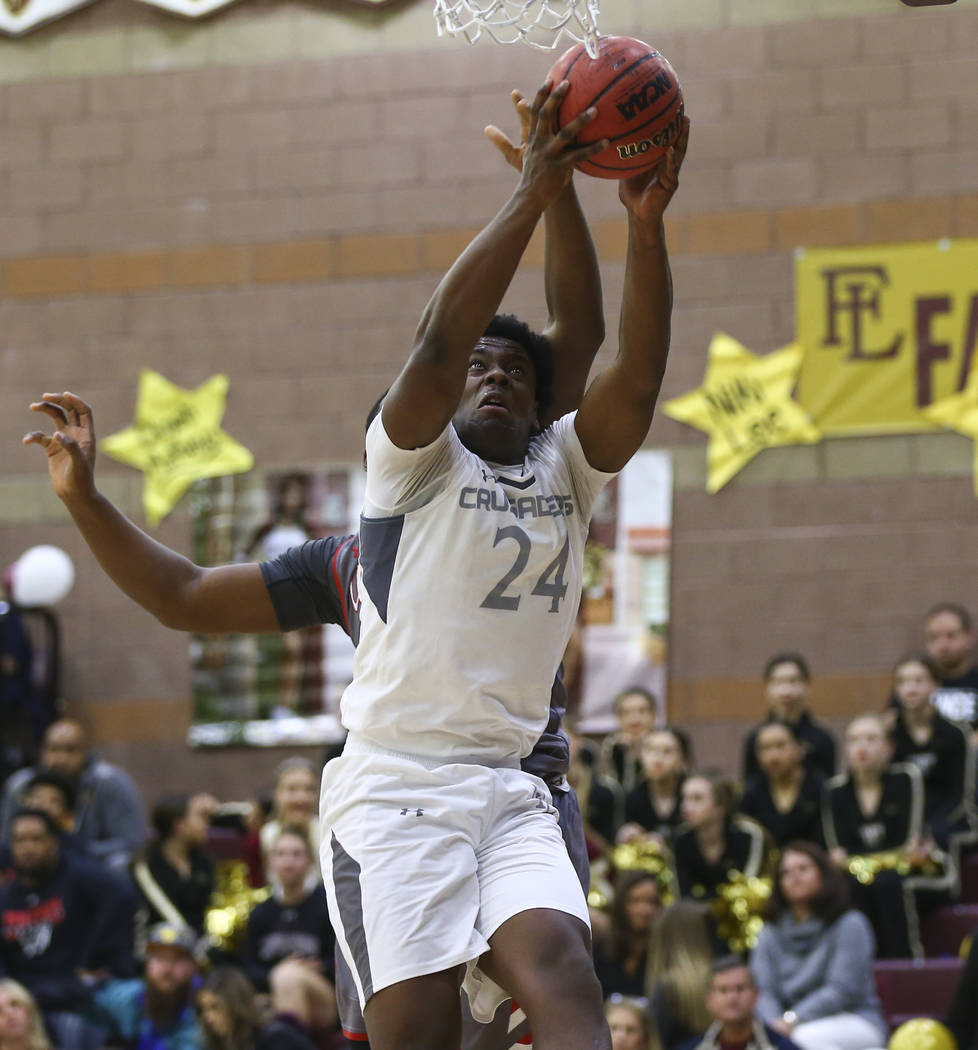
480, 467, 497, 484
399, 807, 424, 816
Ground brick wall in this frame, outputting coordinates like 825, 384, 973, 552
2, 2, 978, 797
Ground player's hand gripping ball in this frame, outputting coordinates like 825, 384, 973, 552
547, 35, 684, 179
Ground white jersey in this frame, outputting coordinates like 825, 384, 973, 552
339, 411, 615, 763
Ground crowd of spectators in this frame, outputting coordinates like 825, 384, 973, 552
3, 601, 978, 1049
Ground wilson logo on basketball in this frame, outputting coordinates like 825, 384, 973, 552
615, 70, 673, 122
615, 106, 685, 161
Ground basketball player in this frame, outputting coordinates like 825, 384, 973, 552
24, 86, 608, 1050
312, 79, 684, 1050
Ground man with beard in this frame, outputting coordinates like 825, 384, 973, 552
93, 922, 202, 1050
0, 808, 135, 1049
0, 718, 147, 871
924, 602, 978, 738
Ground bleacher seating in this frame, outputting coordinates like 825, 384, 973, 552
874, 958, 964, 1030
921, 904, 978, 958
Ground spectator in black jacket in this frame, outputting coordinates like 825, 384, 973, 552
134, 794, 216, 937
0, 808, 135, 1049
740, 720, 824, 850
741, 654, 836, 787
241, 826, 336, 1034
890, 653, 974, 849
619, 727, 689, 845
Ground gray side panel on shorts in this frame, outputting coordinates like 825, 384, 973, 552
334, 947, 368, 1039
331, 831, 374, 1002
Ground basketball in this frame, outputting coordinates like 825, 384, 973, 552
547, 35, 684, 179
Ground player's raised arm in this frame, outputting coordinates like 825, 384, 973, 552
380, 80, 607, 452
486, 90, 604, 422
574, 117, 690, 473
23, 392, 278, 634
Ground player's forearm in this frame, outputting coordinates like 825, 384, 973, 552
414, 186, 544, 371
543, 184, 604, 344
61, 489, 205, 629
617, 216, 673, 397
542, 183, 604, 418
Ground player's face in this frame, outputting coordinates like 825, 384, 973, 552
778, 848, 822, 906
925, 611, 974, 674
755, 724, 801, 780
640, 731, 683, 781
707, 967, 757, 1028
764, 661, 809, 719
894, 661, 937, 712
845, 718, 889, 773
452, 337, 540, 466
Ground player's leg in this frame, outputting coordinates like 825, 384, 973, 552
363, 968, 465, 1050
471, 769, 609, 1050
320, 753, 493, 1050
482, 908, 608, 1050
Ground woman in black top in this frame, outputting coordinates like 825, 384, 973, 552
890, 654, 974, 850
620, 727, 688, 844
822, 714, 928, 957
740, 720, 824, 849
672, 773, 768, 904
592, 870, 663, 1000
135, 793, 215, 936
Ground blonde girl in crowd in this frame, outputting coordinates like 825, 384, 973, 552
258, 758, 320, 877
605, 997, 653, 1050
821, 714, 932, 958
645, 901, 714, 1050
0, 980, 51, 1050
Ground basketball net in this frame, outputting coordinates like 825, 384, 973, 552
432, 0, 601, 58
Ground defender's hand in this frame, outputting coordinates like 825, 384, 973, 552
485, 89, 533, 172
23, 391, 97, 504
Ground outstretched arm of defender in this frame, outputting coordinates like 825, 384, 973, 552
574, 117, 690, 473
486, 90, 604, 422
23, 392, 278, 633
381, 80, 607, 452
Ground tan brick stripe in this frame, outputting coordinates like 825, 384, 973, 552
2, 195, 977, 299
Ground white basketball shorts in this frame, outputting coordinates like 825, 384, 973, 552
319, 736, 590, 1017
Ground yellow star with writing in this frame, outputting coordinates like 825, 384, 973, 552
663, 334, 821, 493
923, 364, 978, 497
102, 369, 254, 525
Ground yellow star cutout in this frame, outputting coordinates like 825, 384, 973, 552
664, 334, 821, 493
102, 369, 254, 525
923, 365, 978, 497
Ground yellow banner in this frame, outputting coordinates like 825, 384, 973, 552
796, 239, 978, 436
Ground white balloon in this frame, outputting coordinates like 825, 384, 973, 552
12, 545, 75, 607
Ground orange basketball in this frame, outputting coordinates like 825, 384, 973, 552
547, 35, 684, 179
